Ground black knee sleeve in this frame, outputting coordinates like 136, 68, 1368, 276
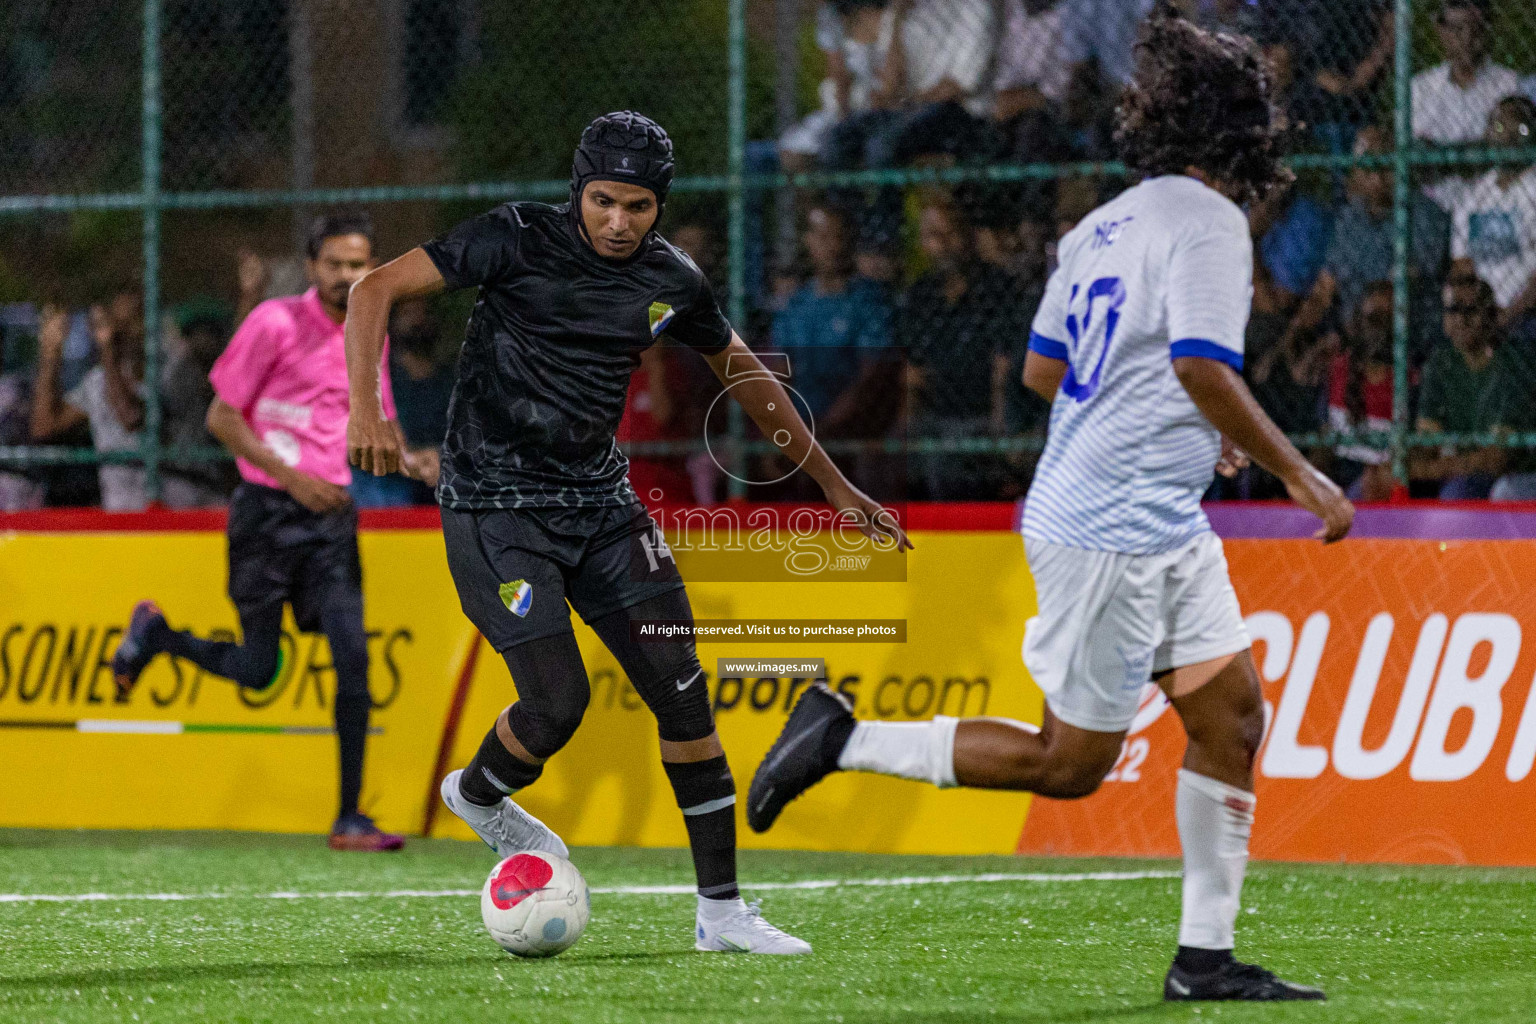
632, 650, 715, 742
500, 633, 591, 759
588, 593, 716, 742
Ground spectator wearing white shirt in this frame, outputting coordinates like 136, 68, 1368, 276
1439, 97, 1536, 337
991, 0, 1072, 164
30, 294, 149, 511
780, 1, 896, 171
822, 0, 999, 170
1411, 0, 1519, 146
1056, 0, 1155, 88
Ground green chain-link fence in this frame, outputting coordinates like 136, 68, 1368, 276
3, 0, 1536, 508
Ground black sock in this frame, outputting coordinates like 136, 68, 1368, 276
152, 620, 282, 690
334, 692, 369, 819
662, 755, 738, 901
460, 717, 544, 806
1174, 946, 1234, 974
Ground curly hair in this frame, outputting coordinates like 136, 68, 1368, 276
1114, 5, 1292, 205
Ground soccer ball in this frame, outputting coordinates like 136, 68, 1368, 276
480, 851, 590, 958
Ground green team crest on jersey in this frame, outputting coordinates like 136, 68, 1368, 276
649, 301, 676, 337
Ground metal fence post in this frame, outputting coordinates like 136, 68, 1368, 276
726, 0, 748, 500
1391, 0, 1414, 487
142, 0, 164, 502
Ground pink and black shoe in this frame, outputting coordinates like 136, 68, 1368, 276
328, 812, 406, 852
111, 600, 166, 701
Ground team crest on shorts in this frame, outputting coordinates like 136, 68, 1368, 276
648, 301, 675, 337
499, 579, 533, 617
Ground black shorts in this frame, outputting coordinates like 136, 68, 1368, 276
441, 500, 684, 651
226, 482, 362, 631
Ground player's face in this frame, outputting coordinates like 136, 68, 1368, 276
307, 234, 374, 313
580, 182, 660, 261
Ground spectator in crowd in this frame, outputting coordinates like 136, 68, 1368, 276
1247, 184, 1335, 440
159, 299, 234, 507
659, 220, 729, 503
991, 0, 1070, 164
1275, 127, 1450, 370
773, 204, 895, 435
822, 0, 998, 170
1057, 58, 1119, 161
618, 340, 697, 505
234, 249, 270, 327
1258, 33, 1329, 158
955, 183, 1052, 443
0, 319, 43, 510
1267, 0, 1392, 154
782, 1, 896, 172
958, 181, 1025, 271
352, 298, 453, 508
1412, 0, 1520, 147
1436, 97, 1536, 337
1000, 208, 1055, 488
1324, 281, 1399, 501
1014, 210, 1054, 287
30, 292, 149, 511
671, 221, 725, 287
853, 222, 904, 288
898, 196, 1020, 499
1056, 0, 1155, 89
1251, 179, 1333, 317
1412, 274, 1535, 498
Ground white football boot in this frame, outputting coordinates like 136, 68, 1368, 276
695, 898, 812, 954
440, 769, 568, 859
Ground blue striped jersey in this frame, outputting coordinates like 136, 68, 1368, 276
1022, 175, 1253, 555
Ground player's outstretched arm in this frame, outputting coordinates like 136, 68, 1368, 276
704, 333, 911, 551
1173, 356, 1354, 542
345, 248, 447, 476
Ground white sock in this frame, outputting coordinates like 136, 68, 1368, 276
697, 894, 746, 921
836, 716, 959, 788
1176, 768, 1255, 950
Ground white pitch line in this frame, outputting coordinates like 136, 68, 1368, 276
0, 870, 1179, 905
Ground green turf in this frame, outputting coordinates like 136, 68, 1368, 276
0, 830, 1531, 1023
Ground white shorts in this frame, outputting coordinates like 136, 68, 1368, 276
1021, 532, 1250, 733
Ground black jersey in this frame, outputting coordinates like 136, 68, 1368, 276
422, 201, 732, 509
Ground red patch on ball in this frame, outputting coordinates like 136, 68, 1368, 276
489, 854, 555, 910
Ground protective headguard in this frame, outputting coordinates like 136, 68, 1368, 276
570, 111, 675, 214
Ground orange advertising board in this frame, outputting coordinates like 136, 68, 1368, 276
1018, 538, 1536, 866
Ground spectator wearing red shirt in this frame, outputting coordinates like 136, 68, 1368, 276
1325, 282, 1404, 501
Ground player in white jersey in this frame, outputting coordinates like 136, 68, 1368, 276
748, 9, 1353, 1002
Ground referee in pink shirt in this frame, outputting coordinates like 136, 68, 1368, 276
111, 213, 434, 852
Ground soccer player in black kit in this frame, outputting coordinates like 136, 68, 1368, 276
345, 112, 906, 953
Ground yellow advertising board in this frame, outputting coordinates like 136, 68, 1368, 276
0, 521, 1040, 856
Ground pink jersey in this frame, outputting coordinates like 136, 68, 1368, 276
209, 288, 396, 489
